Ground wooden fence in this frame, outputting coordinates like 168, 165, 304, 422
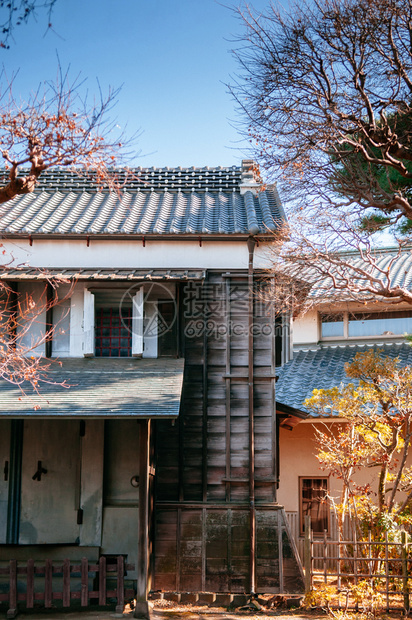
286, 511, 353, 570
0, 556, 135, 619
304, 517, 411, 613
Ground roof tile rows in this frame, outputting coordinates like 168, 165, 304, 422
0, 358, 184, 417
0, 268, 205, 281
0, 164, 248, 193
289, 248, 412, 300
0, 163, 284, 236
276, 343, 412, 414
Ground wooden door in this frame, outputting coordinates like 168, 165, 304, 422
157, 300, 177, 357
19, 420, 81, 544
0, 420, 11, 543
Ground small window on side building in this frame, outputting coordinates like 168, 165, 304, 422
320, 312, 344, 338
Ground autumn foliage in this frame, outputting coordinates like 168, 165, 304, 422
306, 350, 412, 539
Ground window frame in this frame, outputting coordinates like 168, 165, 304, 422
319, 309, 412, 341
95, 306, 133, 358
299, 476, 329, 537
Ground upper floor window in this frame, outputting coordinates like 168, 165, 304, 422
95, 307, 132, 357
83, 286, 178, 358
320, 310, 412, 340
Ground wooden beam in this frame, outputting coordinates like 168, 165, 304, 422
225, 277, 231, 503
135, 420, 150, 619
247, 237, 256, 595
45, 282, 53, 358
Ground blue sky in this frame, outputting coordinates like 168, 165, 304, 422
2, 0, 274, 169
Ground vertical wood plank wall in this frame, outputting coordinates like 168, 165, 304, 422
154, 272, 303, 594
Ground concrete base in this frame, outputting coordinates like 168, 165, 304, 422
133, 600, 150, 619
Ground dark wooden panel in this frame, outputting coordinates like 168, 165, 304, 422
154, 509, 178, 591
179, 509, 203, 591
256, 510, 282, 592
155, 419, 179, 501
152, 273, 302, 594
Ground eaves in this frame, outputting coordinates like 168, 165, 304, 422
0, 232, 275, 243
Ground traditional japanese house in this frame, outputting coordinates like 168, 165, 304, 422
0, 161, 304, 617
275, 249, 412, 561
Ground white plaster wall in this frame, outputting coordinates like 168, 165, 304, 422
1, 238, 251, 270
16, 282, 47, 356
253, 243, 274, 269
292, 310, 319, 345
278, 422, 345, 513
278, 420, 412, 514
51, 285, 71, 357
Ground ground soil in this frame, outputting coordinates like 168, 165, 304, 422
0, 600, 407, 619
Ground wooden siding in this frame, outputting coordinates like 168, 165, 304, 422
154, 273, 304, 594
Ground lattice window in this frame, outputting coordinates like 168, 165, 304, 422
95, 308, 132, 357
299, 477, 329, 535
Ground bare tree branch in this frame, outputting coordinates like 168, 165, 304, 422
0, 67, 136, 203
0, 0, 57, 49
232, 0, 412, 306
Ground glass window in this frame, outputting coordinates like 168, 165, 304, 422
348, 311, 412, 337
300, 477, 329, 535
320, 313, 344, 338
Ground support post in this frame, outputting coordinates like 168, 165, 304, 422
7, 421, 23, 544
402, 530, 409, 615
135, 420, 151, 619
304, 515, 312, 594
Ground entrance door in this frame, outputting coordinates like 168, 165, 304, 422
0, 420, 11, 543
19, 420, 81, 544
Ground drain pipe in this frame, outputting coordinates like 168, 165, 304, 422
247, 236, 256, 595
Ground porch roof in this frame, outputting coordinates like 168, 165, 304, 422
0, 358, 184, 418
0, 267, 205, 281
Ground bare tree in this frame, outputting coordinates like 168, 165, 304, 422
232, 0, 412, 308
0, 68, 134, 392
0, 0, 57, 49
0, 277, 72, 396
263, 223, 412, 314
0, 67, 131, 203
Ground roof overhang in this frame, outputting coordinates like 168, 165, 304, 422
0, 358, 185, 418
0, 233, 274, 242
277, 401, 308, 429
0, 268, 206, 281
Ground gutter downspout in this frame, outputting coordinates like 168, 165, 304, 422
247, 236, 256, 595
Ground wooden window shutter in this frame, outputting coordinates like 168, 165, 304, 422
83, 289, 95, 357
132, 287, 144, 356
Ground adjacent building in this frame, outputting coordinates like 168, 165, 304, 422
275, 250, 412, 557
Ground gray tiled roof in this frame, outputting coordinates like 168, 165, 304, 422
0, 164, 247, 193
0, 162, 285, 236
276, 343, 412, 414
287, 248, 412, 300
0, 358, 184, 417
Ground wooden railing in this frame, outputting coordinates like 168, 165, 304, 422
0, 556, 135, 618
